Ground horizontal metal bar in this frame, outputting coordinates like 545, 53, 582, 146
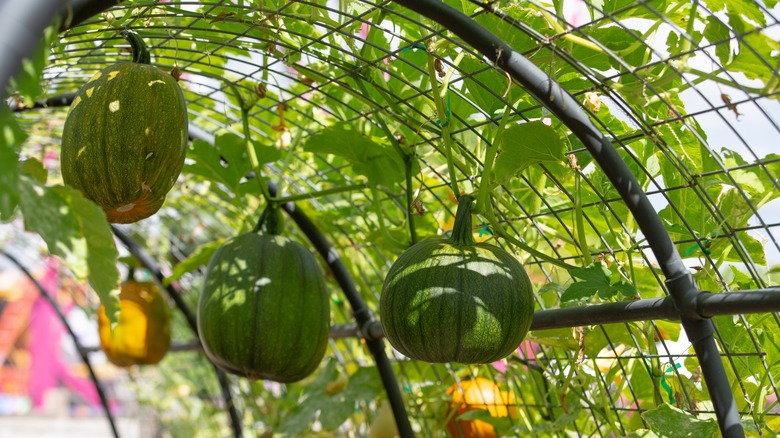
697, 288, 780, 318
531, 296, 677, 331
80, 341, 204, 354
351, 288, 780, 339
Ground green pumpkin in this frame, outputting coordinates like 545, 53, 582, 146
197, 231, 331, 382
60, 30, 187, 224
380, 195, 534, 364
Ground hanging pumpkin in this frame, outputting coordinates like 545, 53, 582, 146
380, 195, 535, 363
60, 30, 188, 224
98, 279, 171, 367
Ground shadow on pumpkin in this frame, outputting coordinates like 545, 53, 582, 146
197, 233, 330, 383
381, 245, 534, 364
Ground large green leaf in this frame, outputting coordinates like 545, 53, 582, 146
561, 263, 637, 304
642, 403, 719, 437
303, 123, 405, 187
493, 121, 565, 184
18, 178, 120, 323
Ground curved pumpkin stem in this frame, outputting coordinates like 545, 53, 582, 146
450, 194, 475, 247
121, 29, 151, 64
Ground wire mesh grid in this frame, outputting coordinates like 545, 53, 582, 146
2, 0, 780, 436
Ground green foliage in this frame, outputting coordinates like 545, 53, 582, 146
493, 121, 566, 185
303, 123, 406, 188
560, 263, 637, 304
0, 107, 25, 220
641, 403, 719, 437
4, 0, 780, 435
17, 178, 120, 321
276, 360, 383, 435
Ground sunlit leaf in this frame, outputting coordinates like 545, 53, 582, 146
642, 404, 719, 437
18, 178, 120, 323
494, 121, 565, 184
303, 123, 405, 187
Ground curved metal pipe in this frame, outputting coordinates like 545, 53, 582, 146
1, 250, 119, 438
0, 0, 117, 100
269, 182, 415, 438
111, 226, 244, 438
388, 1, 742, 436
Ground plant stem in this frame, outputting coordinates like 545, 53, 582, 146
353, 78, 417, 243
427, 51, 460, 198
405, 157, 418, 244
272, 127, 302, 199
535, 7, 603, 53
230, 83, 272, 204
484, 210, 577, 270
475, 106, 513, 215
273, 182, 368, 204
574, 170, 592, 265
370, 185, 406, 248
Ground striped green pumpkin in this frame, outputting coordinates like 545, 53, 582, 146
197, 231, 331, 382
380, 195, 534, 364
60, 30, 187, 224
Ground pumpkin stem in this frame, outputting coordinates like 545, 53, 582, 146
126, 267, 136, 282
450, 194, 475, 246
254, 203, 285, 236
121, 29, 151, 64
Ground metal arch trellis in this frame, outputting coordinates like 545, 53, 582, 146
3, 0, 780, 437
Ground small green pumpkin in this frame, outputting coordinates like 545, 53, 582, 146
380, 195, 534, 364
60, 30, 188, 224
197, 226, 331, 382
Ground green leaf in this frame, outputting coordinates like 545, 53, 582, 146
459, 56, 516, 116
303, 123, 405, 187
276, 360, 339, 435
341, 366, 383, 402
18, 178, 120, 323
165, 238, 226, 286
561, 263, 612, 303
185, 133, 277, 193
642, 403, 719, 438
19, 159, 47, 184
252, 140, 283, 165
729, 265, 755, 290
704, 16, 733, 65
493, 121, 564, 184
0, 107, 25, 220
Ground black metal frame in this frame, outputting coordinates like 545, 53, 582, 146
387, 0, 743, 435
4, 0, 780, 437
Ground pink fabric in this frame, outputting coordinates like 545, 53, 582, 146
491, 341, 540, 373
27, 260, 101, 409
